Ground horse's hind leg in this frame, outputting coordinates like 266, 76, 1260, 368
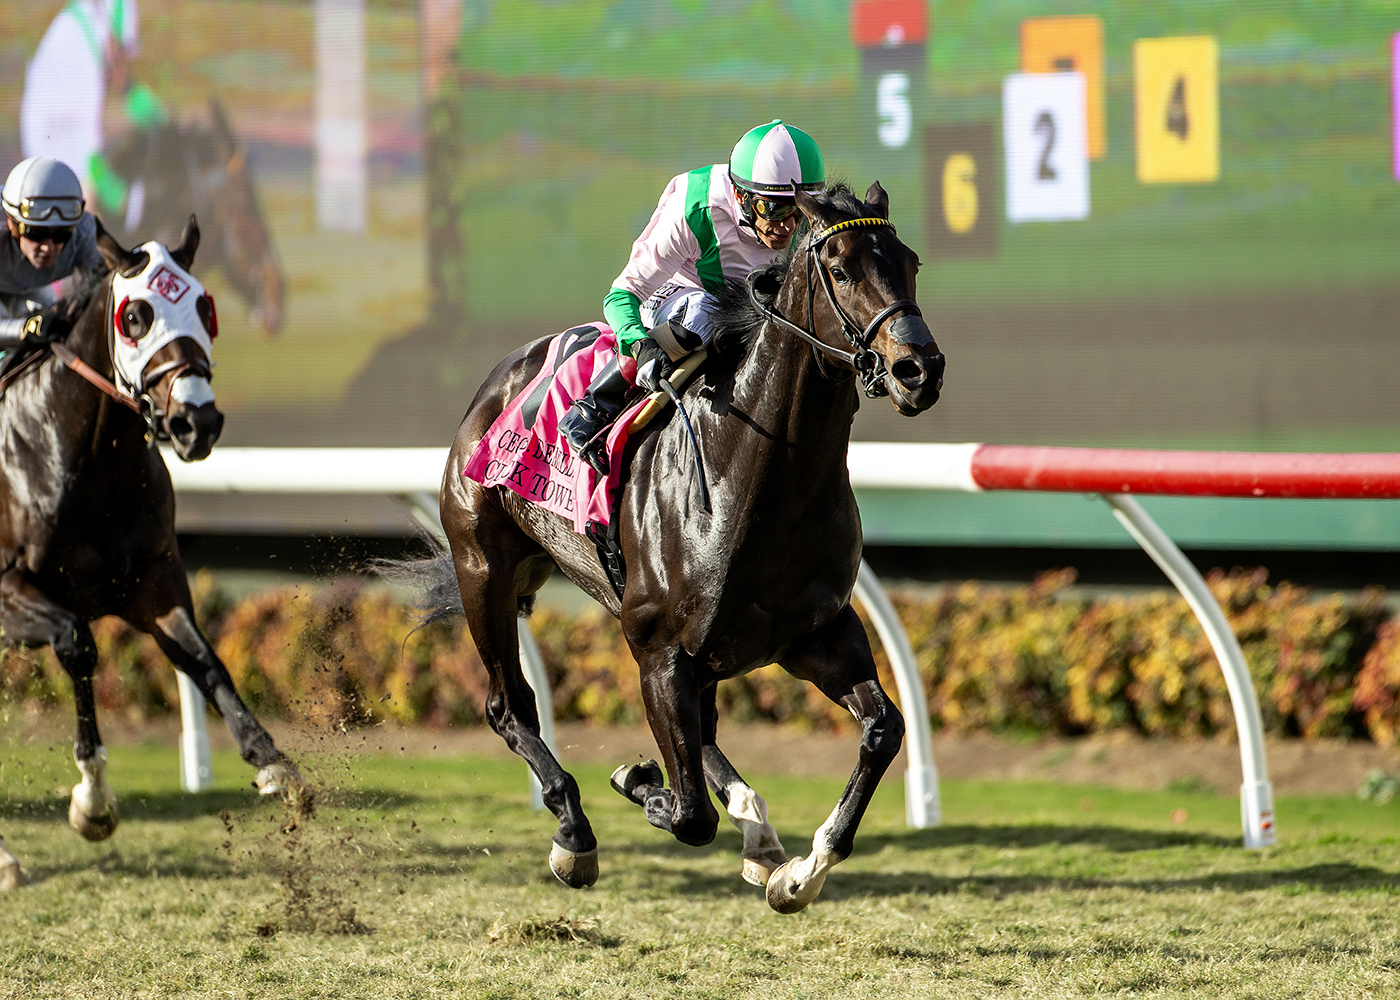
448, 513, 598, 887
765, 605, 904, 914
0, 570, 119, 842
128, 556, 301, 796
697, 690, 787, 886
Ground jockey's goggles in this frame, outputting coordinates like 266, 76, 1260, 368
749, 194, 800, 222
15, 221, 75, 244
10, 195, 84, 223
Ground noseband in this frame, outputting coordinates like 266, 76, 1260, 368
748, 216, 922, 398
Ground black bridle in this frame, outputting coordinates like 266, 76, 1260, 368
748, 216, 922, 398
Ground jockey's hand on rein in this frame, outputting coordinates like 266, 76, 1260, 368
634, 338, 676, 393
22, 303, 74, 344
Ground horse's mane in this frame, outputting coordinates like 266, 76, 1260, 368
60, 263, 112, 322
708, 181, 867, 368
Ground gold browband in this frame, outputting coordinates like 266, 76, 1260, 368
811, 216, 896, 245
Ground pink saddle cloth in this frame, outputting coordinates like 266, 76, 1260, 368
462, 324, 646, 533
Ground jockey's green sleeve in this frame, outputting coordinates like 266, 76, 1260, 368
603, 286, 647, 357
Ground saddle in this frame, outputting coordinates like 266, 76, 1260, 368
462, 325, 705, 596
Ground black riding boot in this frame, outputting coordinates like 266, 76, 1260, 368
559, 357, 633, 474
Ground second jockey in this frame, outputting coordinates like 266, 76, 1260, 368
559, 120, 825, 472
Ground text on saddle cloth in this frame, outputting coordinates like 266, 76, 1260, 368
462, 324, 646, 534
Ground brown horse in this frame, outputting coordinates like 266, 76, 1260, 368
0, 217, 299, 888
415, 182, 942, 912
106, 101, 285, 336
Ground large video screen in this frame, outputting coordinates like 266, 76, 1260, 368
4, 2, 1398, 452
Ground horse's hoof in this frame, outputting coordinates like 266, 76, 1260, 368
742, 847, 789, 887
0, 862, 28, 890
0, 848, 29, 890
765, 857, 827, 914
549, 842, 599, 889
69, 799, 120, 842
609, 760, 664, 804
255, 760, 304, 797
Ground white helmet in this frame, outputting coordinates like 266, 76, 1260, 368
2, 157, 85, 230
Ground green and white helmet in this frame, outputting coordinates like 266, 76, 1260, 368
728, 120, 825, 197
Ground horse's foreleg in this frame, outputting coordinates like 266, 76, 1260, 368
697, 691, 786, 885
0, 570, 119, 842
629, 654, 718, 848
766, 606, 904, 914
132, 562, 300, 796
455, 548, 598, 888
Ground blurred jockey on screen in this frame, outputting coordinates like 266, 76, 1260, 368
20, 0, 152, 225
0, 157, 104, 356
559, 120, 825, 472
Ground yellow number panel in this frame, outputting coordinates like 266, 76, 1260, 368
1134, 35, 1219, 184
1020, 16, 1106, 160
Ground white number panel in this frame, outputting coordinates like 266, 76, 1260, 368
1002, 71, 1090, 223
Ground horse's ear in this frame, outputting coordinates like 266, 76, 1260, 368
793, 184, 830, 226
95, 215, 144, 275
172, 215, 200, 270
864, 181, 890, 220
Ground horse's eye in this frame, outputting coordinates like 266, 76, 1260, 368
118, 299, 155, 343
197, 293, 219, 338
830, 267, 850, 284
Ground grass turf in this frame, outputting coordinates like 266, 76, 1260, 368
0, 737, 1396, 998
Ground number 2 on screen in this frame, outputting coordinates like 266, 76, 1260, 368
1034, 112, 1058, 181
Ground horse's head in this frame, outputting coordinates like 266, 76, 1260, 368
209, 101, 285, 336
789, 182, 945, 415
97, 215, 224, 461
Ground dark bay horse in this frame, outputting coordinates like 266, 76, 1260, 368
0, 218, 300, 888
415, 182, 943, 912
106, 101, 284, 336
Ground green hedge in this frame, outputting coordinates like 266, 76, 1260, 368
3, 568, 1399, 746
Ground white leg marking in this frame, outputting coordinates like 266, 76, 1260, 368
765, 804, 841, 913
724, 781, 788, 886
69, 745, 120, 842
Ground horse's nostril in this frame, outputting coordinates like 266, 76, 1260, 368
169, 416, 194, 441
890, 357, 927, 387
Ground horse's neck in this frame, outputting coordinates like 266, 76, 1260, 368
51, 287, 120, 436
719, 275, 857, 483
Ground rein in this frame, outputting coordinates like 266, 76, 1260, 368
748, 216, 922, 398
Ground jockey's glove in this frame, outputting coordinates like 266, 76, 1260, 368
634, 338, 677, 393
22, 303, 74, 345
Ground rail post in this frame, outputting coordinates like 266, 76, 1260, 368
1101, 494, 1275, 847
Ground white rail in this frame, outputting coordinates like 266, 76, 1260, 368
163, 446, 943, 828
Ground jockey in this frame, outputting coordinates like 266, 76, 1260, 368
0, 157, 104, 355
560, 120, 825, 472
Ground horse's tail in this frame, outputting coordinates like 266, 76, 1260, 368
373, 535, 465, 627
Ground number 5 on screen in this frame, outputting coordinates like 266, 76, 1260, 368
1003, 72, 1090, 222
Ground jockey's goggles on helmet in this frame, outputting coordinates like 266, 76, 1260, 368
11, 195, 84, 223
15, 220, 75, 244
748, 194, 800, 222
